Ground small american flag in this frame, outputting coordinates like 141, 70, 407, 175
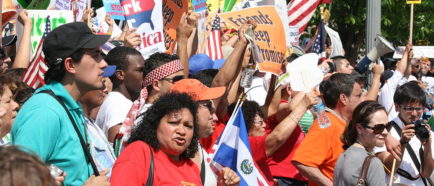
311, 20, 326, 62
205, 14, 224, 60
23, 16, 51, 89
288, 0, 332, 34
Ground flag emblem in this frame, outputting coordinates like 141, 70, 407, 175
241, 159, 253, 174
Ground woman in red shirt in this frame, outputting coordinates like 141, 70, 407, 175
111, 92, 202, 185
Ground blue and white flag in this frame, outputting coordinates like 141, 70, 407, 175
210, 106, 268, 186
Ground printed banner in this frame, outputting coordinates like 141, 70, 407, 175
121, 0, 165, 58
406, 0, 421, 4
192, 0, 206, 12
163, 0, 188, 53
102, 0, 125, 20
207, 0, 223, 13
55, 0, 87, 22
27, 10, 73, 56
220, 6, 286, 75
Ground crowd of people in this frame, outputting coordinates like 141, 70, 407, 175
0, 4, 433, 186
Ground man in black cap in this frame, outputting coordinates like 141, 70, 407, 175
11, 22, 111, 186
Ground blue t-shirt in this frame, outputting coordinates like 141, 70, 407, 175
12, 81, 93, 186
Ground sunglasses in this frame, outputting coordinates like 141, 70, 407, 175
161, 75, 184, 83
363, 123, 392, 134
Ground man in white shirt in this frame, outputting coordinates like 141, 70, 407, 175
96, 47, 144, 142
375, 81, 434, 186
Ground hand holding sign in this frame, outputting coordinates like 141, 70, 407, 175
18, 10, 32, 26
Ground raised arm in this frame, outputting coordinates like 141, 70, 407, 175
265, 92, 317, 156
176, 11, 195, 78
13, 10, 32, 69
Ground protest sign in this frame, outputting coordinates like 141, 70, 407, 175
288, 26, 299, 46
27, 10, 73, 55
163, 0, 188, 53
121, 0, 165, 58
96, 7, 123, 37
14, 0, 29, 8
207, 0, 223, 13
393, 46, 434, 59
192, 0, 206, 12
2, 0, 19, 27
324, 25, 344, 58
220, 6, 286, 75
102, 0, 125, 20
55, 0, 87, 22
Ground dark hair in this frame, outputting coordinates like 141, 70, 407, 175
0, 146, 57, 186
14, 87, 35, 107
341, 101, 386, 149
127, 92, 199, 160
227, 101, 264, 131
319, 73, 356, 108
192, 69, 218, 87
44, 48, 85, 83
143, 53, 180, 93
4, 68, 34, 95
0, 74, 15, 97
105, 46, 142, 88
332, 56, 350, 69
394, 81, 427, 106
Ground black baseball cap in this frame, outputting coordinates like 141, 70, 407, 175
43, 22, 110, 67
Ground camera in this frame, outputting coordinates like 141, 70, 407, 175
414, 120, 430, 141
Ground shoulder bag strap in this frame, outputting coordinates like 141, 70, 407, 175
145, 145, 154, 186
39, 90, 100, 176
356, 155, 375, 186
390, 121, 429, 186
200, 149, 206, 184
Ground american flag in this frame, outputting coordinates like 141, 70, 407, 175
288, 0, 332, 34
23, 16, 50, 89
311, 20, 326, 61
205, 14, 224, 60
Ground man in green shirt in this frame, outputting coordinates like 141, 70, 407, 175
12, 22, 110, 186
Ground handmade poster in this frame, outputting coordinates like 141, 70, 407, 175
393, 46, 434, 58
220, 6, 286, 75
27, 10, 73, 55
163, 0, 188, 53
55, 0, 87, 21
121, 0, 165, 58
192, 0, 206, 12
95, 7, 123, 38
102, 0, 125, 20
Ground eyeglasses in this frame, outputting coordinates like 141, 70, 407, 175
363, 123, 392, 134
400, 105, 424, 113
161, 75, 184, 83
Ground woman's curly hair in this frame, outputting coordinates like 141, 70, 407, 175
127, 92, 199, 160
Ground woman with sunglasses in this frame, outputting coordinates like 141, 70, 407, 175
334, 101, 389, 186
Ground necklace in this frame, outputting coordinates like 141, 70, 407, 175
354, 141, 373, 155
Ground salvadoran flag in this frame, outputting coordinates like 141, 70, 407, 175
209, 106, 268, 186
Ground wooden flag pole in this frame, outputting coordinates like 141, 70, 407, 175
388, 159, 397, 186
409, 4, 414, 44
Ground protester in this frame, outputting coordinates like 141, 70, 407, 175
0, 75, 18, 145
96, 46, 144, 142
375, 81, 434, 185
331, 56, 354, 74
80, 77, 117, 177
292, 73, 363, 186
111, 92, 203, 185
11, 22, 111, 186
334, 101, 389, 186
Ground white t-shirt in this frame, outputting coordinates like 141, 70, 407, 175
95, 91, 133, 137
378, 70, 405, 121
374, 117, 434, 186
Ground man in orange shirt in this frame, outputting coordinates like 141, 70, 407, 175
292, 73, 363, 186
